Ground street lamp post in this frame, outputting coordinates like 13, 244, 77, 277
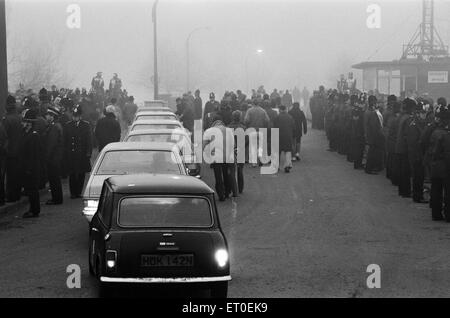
152, 0, 159, 100
186, 26, 210, 92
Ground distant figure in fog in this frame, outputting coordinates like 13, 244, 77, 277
274, 105, 294, 173
288, 102, 307, 161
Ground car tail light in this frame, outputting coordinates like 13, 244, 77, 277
106, 250, 117, 272
215, 249, 229, 268
83, 199, 98, 217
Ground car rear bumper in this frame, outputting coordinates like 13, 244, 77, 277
100, 275, 231, 284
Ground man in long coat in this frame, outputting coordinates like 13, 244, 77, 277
64, 106, 93, 198
288, 102, 307, 161
274, 105, 295, 173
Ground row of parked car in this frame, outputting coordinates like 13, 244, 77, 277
82, 100, 230, 297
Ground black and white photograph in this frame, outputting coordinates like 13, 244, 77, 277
1, 0, 450, 304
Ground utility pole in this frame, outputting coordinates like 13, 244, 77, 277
0, 0, 7, 116
152, 0, 159, 100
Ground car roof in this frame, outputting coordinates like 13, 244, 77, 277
126, 128, 189, 137
101, 142, 180, 152
106, 174, 214, 194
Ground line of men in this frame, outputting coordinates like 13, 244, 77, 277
1, 83, 136, 218
197, 88, 307, 201
318, 86, 450, 222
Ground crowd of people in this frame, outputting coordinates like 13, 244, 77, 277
176, 87, 307, 201
310, 84, 450, 223
0, 73, 137, 218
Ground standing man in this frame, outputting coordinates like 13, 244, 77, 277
95, 105, 121, 152
203, 92, 220, 130
365, 95, 384, 175
281, 90, 293, 110
228, 110, 246, 194
44, 106, 64, 205
406, 103, 428, 203
109, 73, 122, 100
350, 98, 366, 169
122, 96, 138, 126
288, 102, 307, 161
395, 98, 415, 197
203, 116, 236, 201
20, 109, 41, 218
244, 100, 270, 166
3, 95, 22, 203
64, 106, 92, 199
274, 105, 295, 173
193, 89, 203, 121
386, 101, 402, 185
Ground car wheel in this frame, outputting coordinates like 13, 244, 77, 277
210, 282, 228, 298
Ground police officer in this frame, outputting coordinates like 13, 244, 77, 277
3, 95, 23, 202
406, 102, 427, 203
203, 93, 220, 130
20, 109, 41, 218
44, 106, 64, 205
64, 106, 92, 199
430, 108, 450, 221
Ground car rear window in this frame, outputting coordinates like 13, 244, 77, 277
133, 124, 180, 130
137, 115, 176, 121
97, 150, 181, 175
127, 134, 181, 143
118, 197, 213, 227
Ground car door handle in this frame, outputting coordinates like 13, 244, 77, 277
92, 227, 99, 232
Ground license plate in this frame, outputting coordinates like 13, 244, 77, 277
141, 254, 194, 267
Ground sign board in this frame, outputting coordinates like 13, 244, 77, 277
428, 71, 448, 83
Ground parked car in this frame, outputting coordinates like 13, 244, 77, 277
82, 142, 186, 222
129, 119, 183, 132
124, 128, 201, 178
89, 174, 231, 298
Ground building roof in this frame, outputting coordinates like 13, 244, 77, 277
352, 58, 450, 70
106, 174, 214, 195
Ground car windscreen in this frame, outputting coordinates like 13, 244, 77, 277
137, 115, 176, 121
118, 197, 213, 227
133, 124, 180, 130
96, 150, 181, 175
127, 134, 186, 143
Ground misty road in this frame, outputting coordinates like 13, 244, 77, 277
1, 125, 450, 298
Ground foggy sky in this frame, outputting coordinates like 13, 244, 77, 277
5, 0, 450, 102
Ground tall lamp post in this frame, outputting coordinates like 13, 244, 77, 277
0, 0, 7, 116
186, 26, 210, 92
245, 49, 263, 96
152, 0, 159, 100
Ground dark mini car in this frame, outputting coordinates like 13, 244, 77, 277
88, 174, 231, 297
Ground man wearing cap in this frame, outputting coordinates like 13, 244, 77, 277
3, 95, 23, 202
406, 103, 428, 203
91, 72, 104, 95
64, 106, 92, 199
203, 93, 220, 130
44, 106, 64, 205
95, 105, 121, 152
20, 109, 42, 218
